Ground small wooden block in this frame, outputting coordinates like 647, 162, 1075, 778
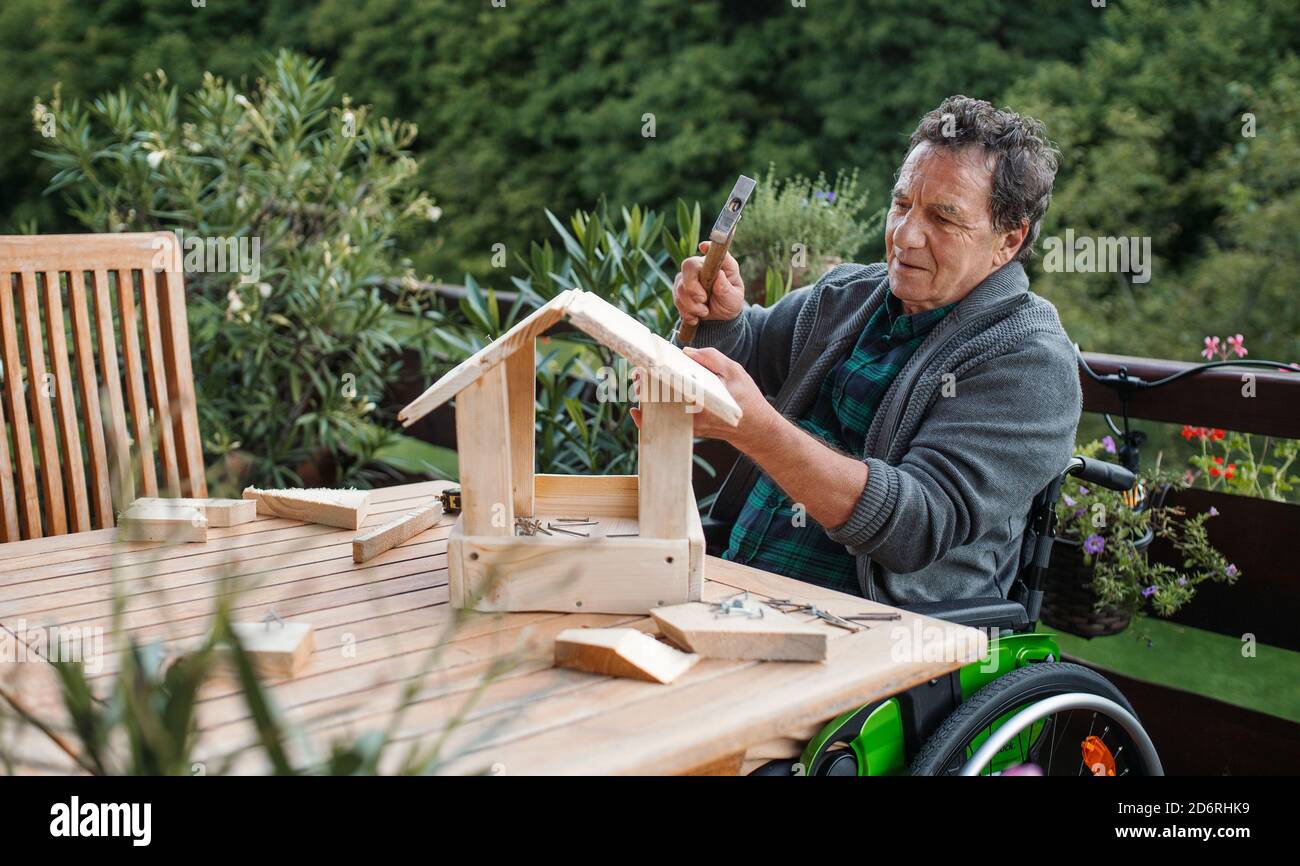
555, 628, 699, 684
228, 622, 314, 678
242, 486, 371, 530
130, 497, 256, 527
651, 601, 828, 662
117, 504, 208, 543
352, 501, 444, 563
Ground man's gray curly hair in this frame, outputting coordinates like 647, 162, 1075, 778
907, 95, 1060, 264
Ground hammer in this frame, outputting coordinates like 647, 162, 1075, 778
674, 174, 756, 345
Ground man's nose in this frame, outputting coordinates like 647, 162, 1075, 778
892, 211, 926, 250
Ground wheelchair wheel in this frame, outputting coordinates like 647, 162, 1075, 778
910, 662, 1162, 776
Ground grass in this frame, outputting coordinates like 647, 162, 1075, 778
1054, 615, 1300, 723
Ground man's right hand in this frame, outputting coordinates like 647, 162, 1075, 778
673, 241, 745, 327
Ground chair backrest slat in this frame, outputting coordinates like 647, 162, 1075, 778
41, 270, 92, 533
115, 267, 159, 498
0, 275, 41, 537
157, 269, 205, 497
139, 267, 181, 496
0, 381, 17, 541
0, 233, 206, 539
92, 267, 134, 506
18, 270, 67, 535
68, 270, 114, 529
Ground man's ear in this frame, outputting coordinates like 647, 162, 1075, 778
993, 219, 1030, 268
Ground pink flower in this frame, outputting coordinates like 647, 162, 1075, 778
1202, 336, 1221, 360
1102, 435, 1117, 454
1227, 334, 1247, 357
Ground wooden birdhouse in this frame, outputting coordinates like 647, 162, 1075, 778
398, 289, 742, 615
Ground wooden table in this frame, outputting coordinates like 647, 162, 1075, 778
0, 480, 987, 775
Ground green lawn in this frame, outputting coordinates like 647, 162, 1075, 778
1054, 616, 1300, 723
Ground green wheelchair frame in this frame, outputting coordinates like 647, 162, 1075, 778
717, 455, 1161, 777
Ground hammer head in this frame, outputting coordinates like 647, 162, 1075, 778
708, 175, 757, 242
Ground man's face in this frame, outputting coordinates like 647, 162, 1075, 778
885, 141, 1024, 313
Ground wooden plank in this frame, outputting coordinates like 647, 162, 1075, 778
117, 503, 208, 543
0, 272, 40, 537
67, 268, 113, 529
451, 523, 690, 613
555, 627, 699, 684
651, 600, 828, 661
453, 362, 513, 535
138, 268, 181, 496
242, 487, 371, 530
399, 290, 575, 426
227, 621, 314, 678
686, 495, 705, 601
0, 480, 449, 563
0, 495, 443, 582
534, 474, 638, 518
504, 339, 535, 516
41, 271, 92, 533
0, 232, 176, 272
431, 610, 984, 776
637, 400, 693, 539
155, 265, 205, 497
1080, 351, 1300, 440
130, 497, 256, 527
115, 268, 157, 497
398, 290, 742, 430
91, 268, 133, 505
565, 290, 741, 425
352, 501, 444, 563
0, 352, 18, 542
18, 270, 67, 535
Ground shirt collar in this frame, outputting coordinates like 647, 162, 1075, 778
884, 291, 956, 339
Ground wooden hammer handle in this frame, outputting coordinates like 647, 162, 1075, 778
676, 234, 731, 345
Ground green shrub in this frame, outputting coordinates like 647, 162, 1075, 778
33, 51, 454, 491
730, 165, 884, 302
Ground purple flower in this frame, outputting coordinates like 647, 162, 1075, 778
1102, 436, 1117, 454
1078, 486, 1090, 496
1208, 506, 1219, 516
1142, 585, 1158, 598
814, 190, 837, 204
1074, 508, 1086, 518
1177, 577, 1187, 586
1225, 564, 1239, 577
1083, 534, 1106, 555
1062, 494, 1076, 507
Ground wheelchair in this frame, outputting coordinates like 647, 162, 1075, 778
705, 456, 1164, 776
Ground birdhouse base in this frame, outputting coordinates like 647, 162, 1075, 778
446, 474, 704, 614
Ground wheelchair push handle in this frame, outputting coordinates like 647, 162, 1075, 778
1068, 456, 1137, 492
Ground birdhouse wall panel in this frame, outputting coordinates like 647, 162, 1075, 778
454, 362, 513, 535
534, 473, 638, 517
637, 400, 694, 539
504, 343, 536, 516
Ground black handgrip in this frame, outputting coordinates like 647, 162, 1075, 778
1071, 456, 1137, 492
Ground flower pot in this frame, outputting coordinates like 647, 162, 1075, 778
1040, 527, 1155, 638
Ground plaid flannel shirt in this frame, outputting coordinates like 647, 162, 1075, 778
721, 291, 956, 593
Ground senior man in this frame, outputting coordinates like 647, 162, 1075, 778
665, 95, 1081, 606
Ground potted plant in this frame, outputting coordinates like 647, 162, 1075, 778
1040, 439, 1242, 637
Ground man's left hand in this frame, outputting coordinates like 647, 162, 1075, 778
630, 346, 778, 450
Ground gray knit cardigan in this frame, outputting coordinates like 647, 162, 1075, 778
675, 260, 1082, 605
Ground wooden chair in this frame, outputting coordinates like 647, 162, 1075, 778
0, 233, 206, 541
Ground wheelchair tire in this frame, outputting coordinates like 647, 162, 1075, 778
910, 661, 1157, 776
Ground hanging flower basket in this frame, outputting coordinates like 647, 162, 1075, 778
1040, 526, 1155, 637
